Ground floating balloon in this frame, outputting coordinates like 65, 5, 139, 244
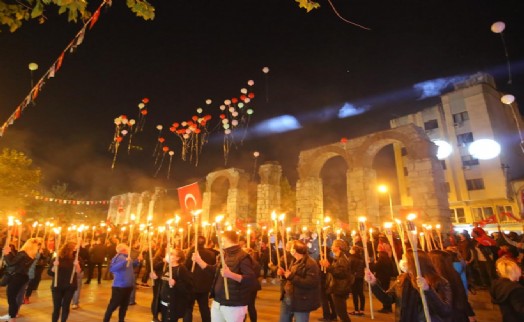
501, 94, 515, 105
247, 80, 254, 86
205, 99, 212, 105
142, 97, 150, 104
156, 125, 163, 130
253, 151, 260, 157
28, 62, 39, 71
224, 99, 231, 105
196, 108, 203, 114
219, 105, 226, 111
138, 103, 145, 109
491, 21, 505, 33
262, 67, 269, 74
247, 109, 254, 115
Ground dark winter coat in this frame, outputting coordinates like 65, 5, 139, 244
89, 243, 106, 264
185, 246, 216, 293
281, 255, 321, 312
371, 273, 452, 322
490, 277, 524, 322
159, 265, 193, 321
47, 257, 78, 290
325, 252, 353, 297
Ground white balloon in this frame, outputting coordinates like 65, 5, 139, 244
196, 108, 203, 114
114, 118, 122, 125
253, 151, 260, 157
225, 129, 232, 135
223, 123, 230, 129
232, 112, 238, 117
183, 133, 190, 139
121, 118, 128, 125
205, 99, 212, 105
262, 67, 269, 74
138, 103, 145, 109
121, 130, 128, 135
501, 94, 515, 105
468, 139, 501, 160
232, 119, 239, 126
244, 98, 251, 103
181, 121, 187, 127
222, 119, 229, 124
247, 80, 255, 86
129, 119, 136, 125
28, 63, 39, 71
168, 151, 175, 156
220, 105, 226, 111
229, 107, 235, 113
224, 99, 231, 105
156, 125, 163, 130
240, 88, 248, 94
491, 21, 506, 33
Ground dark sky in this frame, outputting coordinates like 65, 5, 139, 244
0, 0, 523, 200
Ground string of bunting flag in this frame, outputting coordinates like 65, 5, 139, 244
29, 194, 109, 205
0, 0, 111, 137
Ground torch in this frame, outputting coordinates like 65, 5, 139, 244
215, 215, 229, 300
279, 214, 288, 271
53, 227, 61, 287
435, 224, 444, 250
358, 216, 374, 320
405, 214, 431, 322
271, 212, 281, 268
70, 226, 84, 284
191, 209, 202, 272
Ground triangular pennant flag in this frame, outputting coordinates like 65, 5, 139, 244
56, 52, 65, 71
48, 63, 55, 78
32, 83, 40, 101
76, 25, 86, 46
14, 107, 21, 120
90, 7, 101, 29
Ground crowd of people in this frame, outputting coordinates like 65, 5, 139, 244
0, 223, 524, 322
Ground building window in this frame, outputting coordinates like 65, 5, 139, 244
483, 207, 494, 217
472, 207, 483, 222
457, 132, 474, 146
461, 155, 479, 167
424, 119, 439, 131
401, 147, 407, 156
453, 111, 469, 124
450, 208, 466, 223
403, 167, 408, 176
466, 178, 485, 190
440, 160, 446, 170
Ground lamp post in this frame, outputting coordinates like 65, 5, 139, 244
501, 94, 524, 154
378, 184, 394, 221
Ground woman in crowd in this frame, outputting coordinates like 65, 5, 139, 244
2, 238, 40, 322
320, 239, 352, 322
429, 250, 476, 322
490, 257, 524, 322
24, 244, 49, 303
152, 248, 193, 321
365, 249, 452, 322
277, 239, 321, 322
48, 242, 82, 322
348, 245, 365, 316
150, 245, 166, 322
371, 250, 395, 313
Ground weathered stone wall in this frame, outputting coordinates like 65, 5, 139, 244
256, 162, 282, 225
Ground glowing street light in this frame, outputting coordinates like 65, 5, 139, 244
378, 184, 394, 221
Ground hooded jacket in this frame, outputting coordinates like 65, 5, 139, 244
490, 278, 524, 322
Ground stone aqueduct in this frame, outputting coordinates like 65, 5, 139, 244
200, 124, 451, 228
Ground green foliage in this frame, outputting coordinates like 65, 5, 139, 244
0, 148, 41, 213
295, 0, 320, 13
0, 0, 155, 32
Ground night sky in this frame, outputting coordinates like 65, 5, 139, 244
0, 0, 523, 200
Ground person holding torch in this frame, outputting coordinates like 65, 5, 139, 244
192, 228, 256, 322
48, 241, 82, 322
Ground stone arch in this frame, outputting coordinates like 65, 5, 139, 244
202, 168, 249, 224
296, 124, 450, 228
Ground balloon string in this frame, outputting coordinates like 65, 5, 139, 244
326, 0, 371, 31
499, 33, 512, 85
111, 142, 120, 170
167, 155, 173, 179
154, 153, 166, 177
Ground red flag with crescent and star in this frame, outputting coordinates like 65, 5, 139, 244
177, 182, 202, 213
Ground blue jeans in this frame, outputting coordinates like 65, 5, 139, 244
72, 271, 84, 305
279, 301, 310, 322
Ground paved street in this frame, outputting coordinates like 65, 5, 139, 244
0, 278, 502, 321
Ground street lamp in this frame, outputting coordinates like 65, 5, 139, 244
500, 94, 524, 154
378, 184, 394, 221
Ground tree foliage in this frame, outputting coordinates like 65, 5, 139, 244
0, 148, 41, 213
0, 0, 155, 32
296, 0, 320, 13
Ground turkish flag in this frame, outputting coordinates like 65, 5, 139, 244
177, 182, 202, 213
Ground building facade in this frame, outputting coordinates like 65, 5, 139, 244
390, 73, 524, 232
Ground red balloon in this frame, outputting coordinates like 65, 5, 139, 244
115, 136, 123, 143
220, 114, 226, 119
195, 128, 201, 134
142, 97, 150, 104
162, 146, 169, 152
177, 129, 185, 134
169, 126, 176, 132
172, 122, 179, 128
231, 98, 238, 104
200, 120, 207, 126
248, 93, 255, 99
192, 115, 198, 121
240, 95, 247, 101
204, 115, 212, 121
121, 115, 128, 119
158, 137, 165, 143
141, 109, 148, 115
340, 137, 348, 143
